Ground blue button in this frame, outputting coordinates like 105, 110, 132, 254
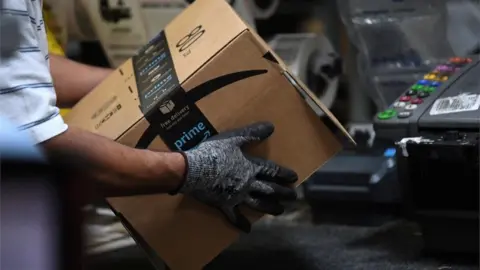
418, 80, 429, 85
384, 148, 396, 158
431, 81, 441, 87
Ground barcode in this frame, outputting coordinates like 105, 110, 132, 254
430, 94, 480, 115
435, 96, 476, 111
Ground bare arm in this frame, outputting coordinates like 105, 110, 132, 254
49, 54, 113, 108
42, 126, 186, 198
47, 55, 186, 197
48, 56, 188, 197
2, 4, 184, 199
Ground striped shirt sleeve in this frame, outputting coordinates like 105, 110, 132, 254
0, 0, 67, 143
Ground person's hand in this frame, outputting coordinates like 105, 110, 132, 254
174, 122, 298, 233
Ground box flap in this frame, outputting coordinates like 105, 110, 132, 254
232, 23, 355, 144
283, 71, 356, 145
163, 0, 249, 83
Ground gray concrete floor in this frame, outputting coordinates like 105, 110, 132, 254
87, 203, 478, 270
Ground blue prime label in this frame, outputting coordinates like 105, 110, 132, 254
132, 30, 217, 151
141, 89, 217, 151
174, 121, 211, 150
133, 31, 179, 114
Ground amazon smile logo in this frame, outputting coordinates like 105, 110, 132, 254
135, 69, 268, 150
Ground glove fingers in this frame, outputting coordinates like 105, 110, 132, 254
247, 156, 298, 184
209, 122, 274, 145
245, 196, 285, 216
220, 206, 252, 233
250, 180, 297, 201
235, 121, 275, 144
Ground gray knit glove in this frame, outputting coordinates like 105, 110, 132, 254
176, 122, 298, 233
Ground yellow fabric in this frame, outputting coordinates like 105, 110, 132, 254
46, 25, 65, 56
43, 10, 71, 117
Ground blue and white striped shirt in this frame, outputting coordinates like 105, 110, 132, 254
0, 0, 67, 143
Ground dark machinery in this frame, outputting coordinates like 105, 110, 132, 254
374, 56, 480, 254
304, 141, 401, 226
100, 0, 132, 24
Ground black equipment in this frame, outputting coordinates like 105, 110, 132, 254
100, 0, 132, 24
374, 56, 480, 254
304, 145, 401, 226
396, 132, 479, 254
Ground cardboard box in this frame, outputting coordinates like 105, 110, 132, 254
65, 0, 353, 268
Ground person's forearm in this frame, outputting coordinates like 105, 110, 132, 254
41, 126, 186, 198
49, 55, 113, 108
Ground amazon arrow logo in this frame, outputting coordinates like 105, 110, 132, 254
135, 69, 268, 149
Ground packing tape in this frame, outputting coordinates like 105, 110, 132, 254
133, 31, 270, 150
